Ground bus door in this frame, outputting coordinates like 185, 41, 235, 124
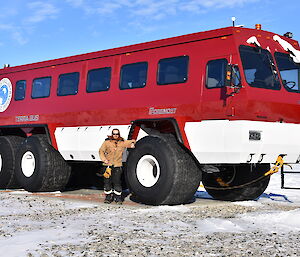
201, 56, 242, 119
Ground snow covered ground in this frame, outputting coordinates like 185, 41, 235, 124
196, 167, 300, 234
0, 168, 299, 256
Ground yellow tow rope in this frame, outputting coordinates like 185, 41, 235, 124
212, 155, 286, 190
264, 155, 284, 176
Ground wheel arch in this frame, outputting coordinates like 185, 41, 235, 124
0, 124, 52, 144
129, 118, 202, 170
129, 118, 184, 144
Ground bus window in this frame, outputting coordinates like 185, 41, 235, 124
58, 72, 79, 96
206, 59, 228, 88
15, 80, 26, 100
275, 52, 300, 92
157, 56, 189, 85
32, 77, 51, 99
120, 62, 148, 89
87, 67, 111, 93
239, 45, 280, 90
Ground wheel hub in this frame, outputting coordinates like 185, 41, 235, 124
21, 151, 36, 177
136, 155, 160, 187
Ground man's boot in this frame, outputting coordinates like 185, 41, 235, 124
104, 193, 114, 204
114, 193, 123, 205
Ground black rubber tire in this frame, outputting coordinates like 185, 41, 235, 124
15, 135, 71, 192
202, 164, 270, 201
126, 135, 202, 205
0, 136, 23, 189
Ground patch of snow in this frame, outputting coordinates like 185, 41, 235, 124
246, 36, 261, 47
66, 202, 98, 209
196, 209, 300, 234
0, 227, 87, 257
135, 205, 190, 213
8, 190, 61, 195
198, 218, 245, 233
273, 35, 300, 63
9, 190, 31, 195
233, 201, 263, 207
262, 165, 300, 204
239, 208, 300, 233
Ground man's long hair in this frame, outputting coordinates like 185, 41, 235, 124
107, 128, 124, 141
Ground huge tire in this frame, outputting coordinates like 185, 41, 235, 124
15, 135, 71, 192
126, 135, 202, 205
0, 136, 23, 188
202, 164, 270, 201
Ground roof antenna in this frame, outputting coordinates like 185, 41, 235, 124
231, 17, 236, 27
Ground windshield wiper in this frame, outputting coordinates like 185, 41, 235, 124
263, 53, 279, 81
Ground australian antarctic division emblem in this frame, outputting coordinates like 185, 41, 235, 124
0, 78, 13, 112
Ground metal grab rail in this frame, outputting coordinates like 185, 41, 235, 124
281, 166, 300, 189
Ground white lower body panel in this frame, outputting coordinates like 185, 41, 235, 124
54, 125, 131, 161
185, 120, 300, 164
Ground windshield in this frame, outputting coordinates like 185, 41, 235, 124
275, 52, 300, 92
239, 45, 280, 90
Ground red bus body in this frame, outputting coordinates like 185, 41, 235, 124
1, 26, 300, 204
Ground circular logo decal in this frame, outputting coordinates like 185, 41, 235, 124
0, 78, 12, 112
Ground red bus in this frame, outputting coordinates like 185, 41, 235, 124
0, 25, 300, 205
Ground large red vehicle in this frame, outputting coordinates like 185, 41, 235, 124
0, 24, 300, 205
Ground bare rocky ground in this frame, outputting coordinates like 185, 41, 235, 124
0, 189, 299, 257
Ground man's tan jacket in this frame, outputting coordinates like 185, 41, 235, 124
99, 137, 135, 167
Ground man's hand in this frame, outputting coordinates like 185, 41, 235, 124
104, 160, 112, 165
130, 142, 135, 148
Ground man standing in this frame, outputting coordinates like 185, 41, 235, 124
99, 128, 135, 204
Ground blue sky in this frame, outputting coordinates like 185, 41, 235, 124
0, 0, 299, 67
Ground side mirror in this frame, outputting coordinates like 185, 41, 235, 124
225, 64, 242, 96
225, 64, 233, 87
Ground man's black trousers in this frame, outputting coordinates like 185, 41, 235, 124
103, 166, 122, 195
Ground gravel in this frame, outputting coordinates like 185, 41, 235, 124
0, 190, 299, 257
